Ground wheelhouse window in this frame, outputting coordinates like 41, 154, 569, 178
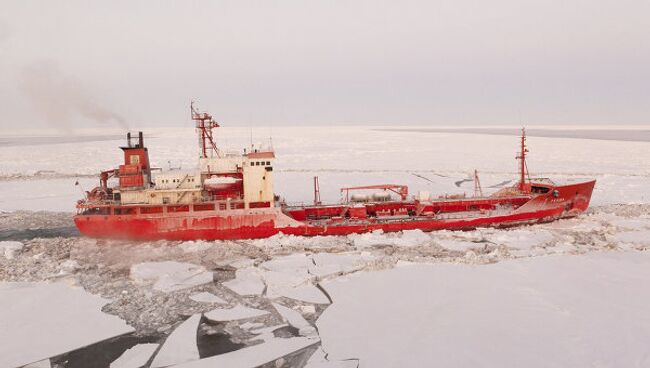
168, 205, 190, 212
83, 207, 109, 215
531, 186, 551, 194
140, 206, 163, 214
114, 207, 137, 215
193, 203, 215, 211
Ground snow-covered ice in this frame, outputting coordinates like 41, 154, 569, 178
612, 230, 650, 246
435, 238, 481, 251
2, 126, 650, 366
485, 228, 554, 250
130, 261, 213, 292
23, 359, 52, 368
317, 251, 650, 367
349, 229, 432, 248
150, 314, 201, 367
2, 126, 649, 211
110, 343, 159, 368
204, 304, 270, 322
0, 282, 134, 368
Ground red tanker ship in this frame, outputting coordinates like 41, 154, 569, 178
74, 105, 596, 241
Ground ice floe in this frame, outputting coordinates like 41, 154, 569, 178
130, 261, 213, 292
172, 336, 319, 368
435, 238, 481, 252
204, 304, 270, 322
612, 230, 650, 246
0, 240, 24, 259
305, 347, 359, 368
189, 291, 226, 304
0, 282, 133, 368
223, 267, 265, 296
249, 324, 290, 342
150, 314, 201, 367
281, 284, 331, 304
317, 251, 650, 367
272, 302, 318, 337
110, 343, 159, 368
240, 322, 265, 330
310, 252, 373, 279
349, 229, 431, 248
486, 228, 554, 250
23, 359, 52, 368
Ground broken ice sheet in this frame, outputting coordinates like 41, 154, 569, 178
204, 304, 270, 322
150, 314, 201, 368
223, 267, 265, 296
240, 322, 265, 330
317, 252, 650, 367
250, 232, 343, 250
130, 261, 213, 292
179, 241, 214, 253
348, 229, 431, 248
258, 254, 327, 300
485, 228, 554, 250
281, 284, 331, 304
305, 347, 359, 368
110, 343, 159, 368
272, 302, 317, 337
171, 336, 319, 368
542, 216, 605, 232
0, 282, 134, 368
261, 253, 312, 273
262, 269, 312, 298
249, 324, 289, 342
435, 238, 482, 252
189, 291, 226, 304
309, 252, 373, 279
390, 229, 432, 247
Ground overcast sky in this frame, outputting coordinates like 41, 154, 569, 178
1, 0, 649, 131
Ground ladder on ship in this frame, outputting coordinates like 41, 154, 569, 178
175, 174, 191, 203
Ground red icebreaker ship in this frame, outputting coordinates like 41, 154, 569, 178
75, 105, 596, 241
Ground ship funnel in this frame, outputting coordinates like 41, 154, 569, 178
125, 131, 144, 148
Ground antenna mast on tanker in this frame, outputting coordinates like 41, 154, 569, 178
191, 101, 221, 158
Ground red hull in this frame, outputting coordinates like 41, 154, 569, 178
74, 180, 595, 241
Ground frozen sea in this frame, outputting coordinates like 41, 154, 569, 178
0, 125, 649, 367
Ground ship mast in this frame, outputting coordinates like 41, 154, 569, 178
517, 127, 529, 193
191, 102, 221, 158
